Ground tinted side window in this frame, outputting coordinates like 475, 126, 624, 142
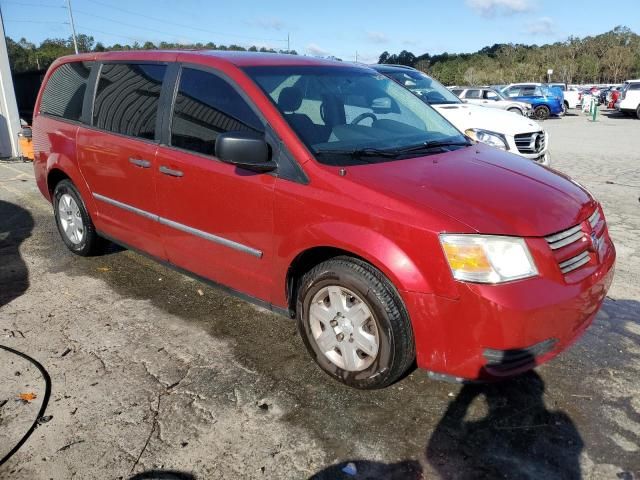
40, 62, 93, 121
484, 90, 498, 99
630, 83, 640, 90
521, 87, 537, 96
93, 63, 166, 140
465, 89, 481, 99
170, 68, 263, 156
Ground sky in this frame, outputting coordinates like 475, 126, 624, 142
1, 0, 639, 63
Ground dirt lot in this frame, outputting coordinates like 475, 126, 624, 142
1, 109, 639, 480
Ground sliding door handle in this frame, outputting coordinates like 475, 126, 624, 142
159, 166, 184, 177
129, 157, 151, 168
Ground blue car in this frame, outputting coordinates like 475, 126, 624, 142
501, 84, 564, 120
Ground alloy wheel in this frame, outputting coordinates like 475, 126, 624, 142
57, 193, 84, 245
308, 285, 379, 371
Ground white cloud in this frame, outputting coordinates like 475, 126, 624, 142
306, 43, 329, 56
526, 17, 556, 35
366, 31, 389, 44
402, 39, 419, 46
466, 0, 533, 17
250, 17, 286, 31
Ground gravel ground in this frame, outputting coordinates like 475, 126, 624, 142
0, 108, 639, 480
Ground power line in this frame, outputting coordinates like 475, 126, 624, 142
3, 19, 67, 24
73, 9, 206, 44
1, 1, 64, 8
74, 24, 143, 44
83, 0, 286, 43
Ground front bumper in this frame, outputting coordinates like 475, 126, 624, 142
404, 230, 615, 381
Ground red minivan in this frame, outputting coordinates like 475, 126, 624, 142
33, 51, 615, 389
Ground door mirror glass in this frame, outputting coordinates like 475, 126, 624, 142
215, 131, 275, 172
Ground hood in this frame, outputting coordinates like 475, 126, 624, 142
432, 103, 542, 136
341, 144, 595, 237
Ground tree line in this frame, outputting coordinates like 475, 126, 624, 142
6, 26, 640, 86
6, 34, 298, 73
378, 26, 640, 85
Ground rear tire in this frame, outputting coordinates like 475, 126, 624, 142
534, 105, 550, 120
507, 107, 523, 115
636, 105, 640, 120
296, 256, 415, 389
53, 179, 104, 256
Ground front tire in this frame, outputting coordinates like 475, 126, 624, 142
296, 257, 415, 389
534, 105, 550, 120
636, 105, 640, 120
53, 179, 103, 256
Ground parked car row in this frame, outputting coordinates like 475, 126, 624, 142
450, 87, 532, 116
33, 51, 615, 389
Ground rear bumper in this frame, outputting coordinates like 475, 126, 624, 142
404, 235, 615, 381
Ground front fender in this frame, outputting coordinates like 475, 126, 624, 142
277, 221, 458, 303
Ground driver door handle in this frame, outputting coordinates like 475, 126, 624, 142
129, 157, 151, 168
159, 166, 184, 177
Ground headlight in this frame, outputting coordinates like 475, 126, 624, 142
465, 129, 509, 150
439, 234, 538, 283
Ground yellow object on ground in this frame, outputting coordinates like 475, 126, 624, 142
18, 134, 34, 161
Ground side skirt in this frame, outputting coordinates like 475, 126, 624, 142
97, 230, 292, 319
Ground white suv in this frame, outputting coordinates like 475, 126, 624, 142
615, 79, 640, 119
372, 65, 550, 165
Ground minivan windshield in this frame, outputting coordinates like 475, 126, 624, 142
245, 65, 468, 166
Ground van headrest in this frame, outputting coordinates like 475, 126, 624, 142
278, 87, 303, 112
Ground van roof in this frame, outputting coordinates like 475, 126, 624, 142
55, 50, 351, 68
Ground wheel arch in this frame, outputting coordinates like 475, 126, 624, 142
282, 225, 441, 315
47, 168, 71, 197
44, 157, 98, 220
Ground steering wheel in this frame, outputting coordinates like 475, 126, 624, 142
350, 112, 377, 125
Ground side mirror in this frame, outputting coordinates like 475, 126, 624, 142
215, 131, 275, 173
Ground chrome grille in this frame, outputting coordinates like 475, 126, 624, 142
545, 208, 603, 275
559, 251, 590, 274
545, 224, 583, 250
514, 131, 546, 154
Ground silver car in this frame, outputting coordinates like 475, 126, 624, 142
451, 87, 533, 116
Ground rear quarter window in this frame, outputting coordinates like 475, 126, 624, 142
40, 61, 93, 122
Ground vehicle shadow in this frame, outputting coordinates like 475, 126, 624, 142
601, 110, 635, 119
0, 199, 34, 308
310, 364, 583, 480
425, 368, 582, 479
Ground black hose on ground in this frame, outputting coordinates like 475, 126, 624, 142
0, 344, 52, 467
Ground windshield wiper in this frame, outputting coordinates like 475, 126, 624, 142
315, 140, 470, 160
391, 139, 471, 154
315, 147, 400, 159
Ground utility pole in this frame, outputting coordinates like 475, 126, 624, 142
0, 6, 22, 157
287, 33, 290, 52
355, 51, 358, 63
66, 0, 79, 54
